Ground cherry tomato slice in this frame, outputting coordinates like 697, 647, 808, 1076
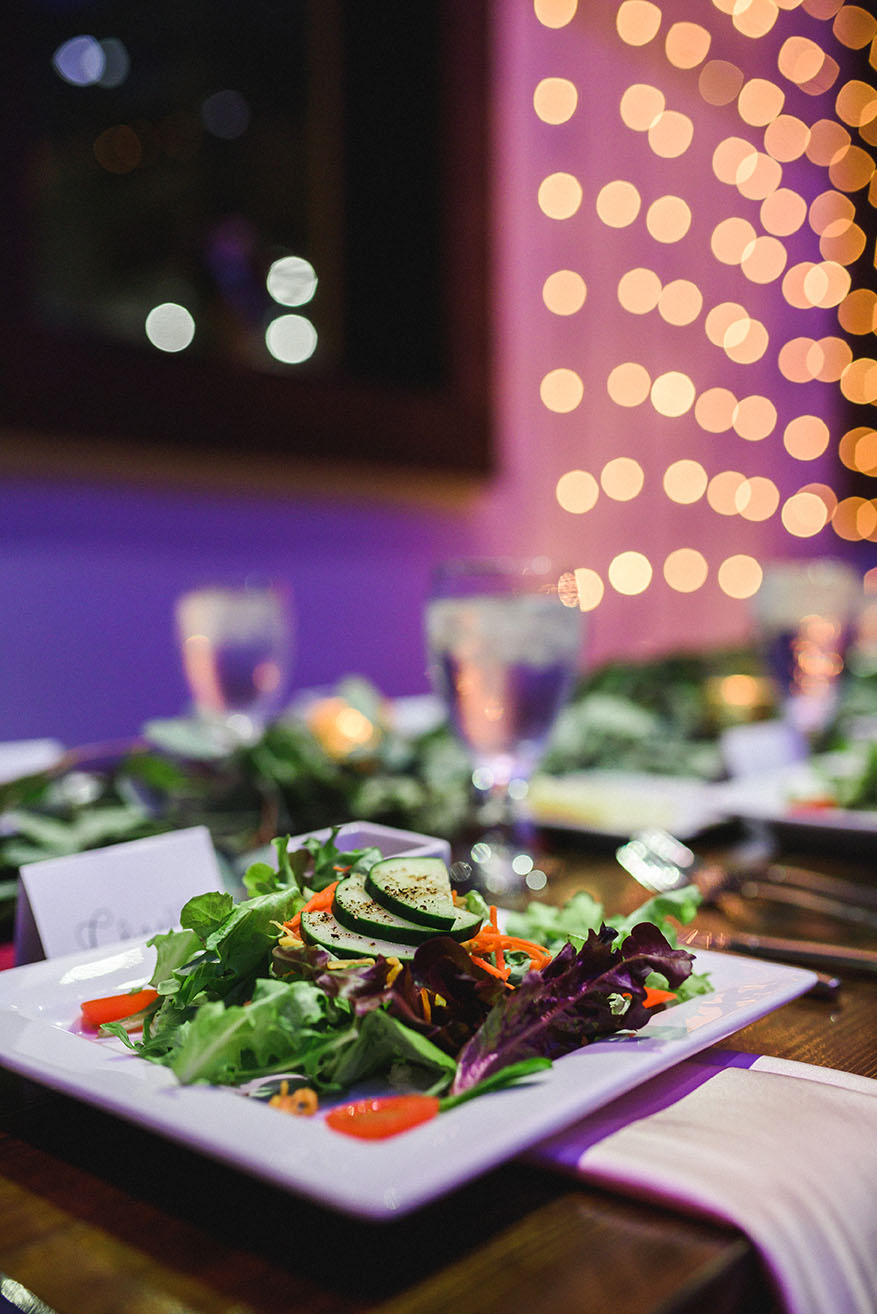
80, 988, 159, 1028
325, 1093, 440, 1140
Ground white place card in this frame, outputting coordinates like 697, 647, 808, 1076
720, 719, 808, 780
14, 826, 225, 965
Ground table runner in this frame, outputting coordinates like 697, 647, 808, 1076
529, 1049, 877, 1314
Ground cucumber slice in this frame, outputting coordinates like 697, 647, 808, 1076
333, 874, 437, 946
365, 856, 458, 930
300, 908, 416, 961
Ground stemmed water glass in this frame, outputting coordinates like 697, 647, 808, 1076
175, 580, 294, 745
751, 559, 862, 742
425, 558, 584, 896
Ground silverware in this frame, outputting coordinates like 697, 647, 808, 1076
681, 927, 877, 978
616, 829, 877, 930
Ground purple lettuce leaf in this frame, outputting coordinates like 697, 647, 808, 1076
451, 921, 694, 1095
272, 941, 396, 1013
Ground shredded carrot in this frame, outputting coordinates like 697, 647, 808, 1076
269, 1082, 319, 1116
488, 906, 506, 975
419, 986, 432, 1022
464, 923, 552, 974
470, 954, 513, 984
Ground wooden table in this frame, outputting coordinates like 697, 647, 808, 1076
0, 830, 874, 1314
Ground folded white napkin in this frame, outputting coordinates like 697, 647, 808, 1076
529, 1050, 877, 1314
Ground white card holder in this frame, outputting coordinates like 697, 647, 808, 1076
14, 826, 224, 965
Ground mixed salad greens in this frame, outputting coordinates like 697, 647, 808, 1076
90, 829, 711, 1133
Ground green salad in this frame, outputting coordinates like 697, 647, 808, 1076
87, 829, 710, 1135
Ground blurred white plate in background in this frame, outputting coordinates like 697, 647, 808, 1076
525, 771, 727, 841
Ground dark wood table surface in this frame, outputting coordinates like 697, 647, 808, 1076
0, 827, 874, 1314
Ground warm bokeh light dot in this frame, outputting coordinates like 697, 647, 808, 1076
834, 80, 877, 129
648, 111, 695, 158
664, 548, 709, 592
735, 476, 780, 521
809, 189, 854, 234
784, 415, 830, 460
738, 78, 785, 126
718, 555, 763, 599
538, 172, 583, 218
543, 270, 588, 314
534, 78, 579, 124
807, 121, 851, 169
782, 262, 816, 308
708, 470, 747, 516
840, 357, 877, 404
616, 0, 662, 45
740, 235, 788, 283
855, 432, 877, 475
534, 0, 578, 28
651, 371, 696, 416
597, 180, 642, 227
699, 60, 745, 106
735, 0, 781, 38
811, 336, 852, 382
573, 568, 605, 611
647, 195, 692, 242
663, 459, 708, 503
556, 469, 600, 513
608, 361, 652, 406
802, 261, 850, 307
601, 457, 645, 500
712, 217, 757, 264
832, 497, 877, 541
829, 144, 876, 192
778, 35, 826, 86
779, 337, 818, 382
763, 114, 811, 161
733, 395, 777, 441
839, 427, 877, 474
737, 153, 783, 201
608, 551, 653, 595
782, 490, 831, 536
838, 289, 877, 334
540, 367, 584, 412
665, 22, 712, 68
760, 188, 807, 235
705, 301, 748, 347
620, 84, 666, 131
618, 267, 663, 313
819, 219, 867, 265
658, 279, 703, 325
833, 6, 877, 49
727, 317, 770, 364
695, 386, 737, 433
713, 137, 758, 186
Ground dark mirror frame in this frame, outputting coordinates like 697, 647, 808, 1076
0, 2, 493, 482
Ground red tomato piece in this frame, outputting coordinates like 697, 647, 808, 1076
325, 1093, 440, 1140
80, 988, 159, 1028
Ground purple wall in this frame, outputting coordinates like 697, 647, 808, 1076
0, 476, 484, 744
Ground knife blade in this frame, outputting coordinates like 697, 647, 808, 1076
682, 927, 877, 976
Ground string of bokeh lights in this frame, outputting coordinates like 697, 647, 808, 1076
533, 0, 877, 613
51, 34, 318, 367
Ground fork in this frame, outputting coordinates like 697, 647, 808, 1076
616, 828, 877, 931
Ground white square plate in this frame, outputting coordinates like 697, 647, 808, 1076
0, 938, 814, 1219
525, 771, 727, 840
